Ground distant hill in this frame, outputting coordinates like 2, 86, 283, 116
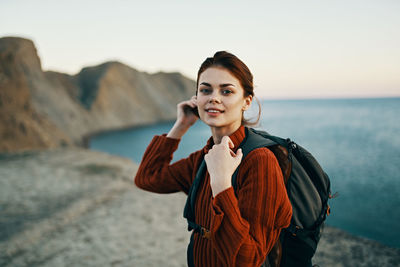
0, 37, 196, 152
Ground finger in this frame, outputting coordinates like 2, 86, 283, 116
178, 101, 190, 108
236, 148, 243, 157
221, 136, 234, 149
230, 147, 242, 157
181, 100, 196, 109
229, 139, 234, 149
180, 97, 196, 108
228, 137, 235, 149
190, 100, 197, 107
234, 148, 243, 162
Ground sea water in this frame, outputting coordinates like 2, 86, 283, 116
89, 97, 400, 248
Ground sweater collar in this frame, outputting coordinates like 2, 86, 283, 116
203, 125, 246, 154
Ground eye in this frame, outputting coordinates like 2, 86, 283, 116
222, 89, 233, 95
199, 88, 211, 94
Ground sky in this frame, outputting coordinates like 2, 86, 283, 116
1, 0, 399, 99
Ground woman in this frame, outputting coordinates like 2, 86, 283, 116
134, 51, 292, 266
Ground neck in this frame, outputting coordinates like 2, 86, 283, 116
211, 122, 242, 144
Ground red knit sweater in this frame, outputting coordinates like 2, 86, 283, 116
134, 125, 292, 266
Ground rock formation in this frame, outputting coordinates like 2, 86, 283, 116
0, 37, 71, 152
0, 37, 196, 152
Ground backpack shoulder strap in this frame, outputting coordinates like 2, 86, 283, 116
183, 158, 206, 232
241, 127, 277, 155
231, 127, 278, 191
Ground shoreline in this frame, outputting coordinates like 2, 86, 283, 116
321, 224, 399, 250
81, 119, 176, 149
81, 97, 400, 148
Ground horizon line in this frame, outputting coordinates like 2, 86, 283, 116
258, 95, 400, 101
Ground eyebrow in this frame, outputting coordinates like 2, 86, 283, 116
199, 82, 235, 88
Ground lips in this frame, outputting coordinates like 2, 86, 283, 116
205, 108, 224, 113
204, 108, 224, 117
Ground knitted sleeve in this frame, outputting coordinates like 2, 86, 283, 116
209, 147, 293, 266
134, 134, 200, 195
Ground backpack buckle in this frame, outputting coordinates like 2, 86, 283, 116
286, 138, 297, 151
201, 227, 211, 239
292, 225, 301, 236
287, 225, 301, 236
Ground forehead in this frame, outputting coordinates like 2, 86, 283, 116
198, 67, 241, 86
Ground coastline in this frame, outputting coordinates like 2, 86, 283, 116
81, 97, 400, 148
81, 119, 176, 148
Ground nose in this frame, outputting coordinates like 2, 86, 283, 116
208, 92, 221, 103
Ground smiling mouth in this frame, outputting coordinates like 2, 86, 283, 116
205, 108, 225, 113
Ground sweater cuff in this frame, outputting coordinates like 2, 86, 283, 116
210, 187, 248, 237
159, 134, 181, 146
156, 134, 180, 151
142, 134, 181, 164
212, 186, 236, 209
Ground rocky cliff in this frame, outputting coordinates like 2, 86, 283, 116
0, 37, 195, 152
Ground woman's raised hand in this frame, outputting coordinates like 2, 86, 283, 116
176, 95, 199, 127
167, 95, 199, 139
205, 136, 243, 197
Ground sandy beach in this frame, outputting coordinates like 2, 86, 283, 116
0, 147, 399, 266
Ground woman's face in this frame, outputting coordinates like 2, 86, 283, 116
196, 66, 252, 132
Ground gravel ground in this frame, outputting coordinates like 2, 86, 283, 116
0, 147, 399, 266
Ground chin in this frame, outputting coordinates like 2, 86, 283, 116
203, 120, 220, 127
203, 119, 232, 129
200, 113, 239, 129
206, 123, 224, 127
202, 120, 222, 128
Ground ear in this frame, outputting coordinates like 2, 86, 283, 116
242, 95, 253, 111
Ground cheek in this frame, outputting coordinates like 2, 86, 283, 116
196, 98, 207, 108
226, 99, 244, 113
